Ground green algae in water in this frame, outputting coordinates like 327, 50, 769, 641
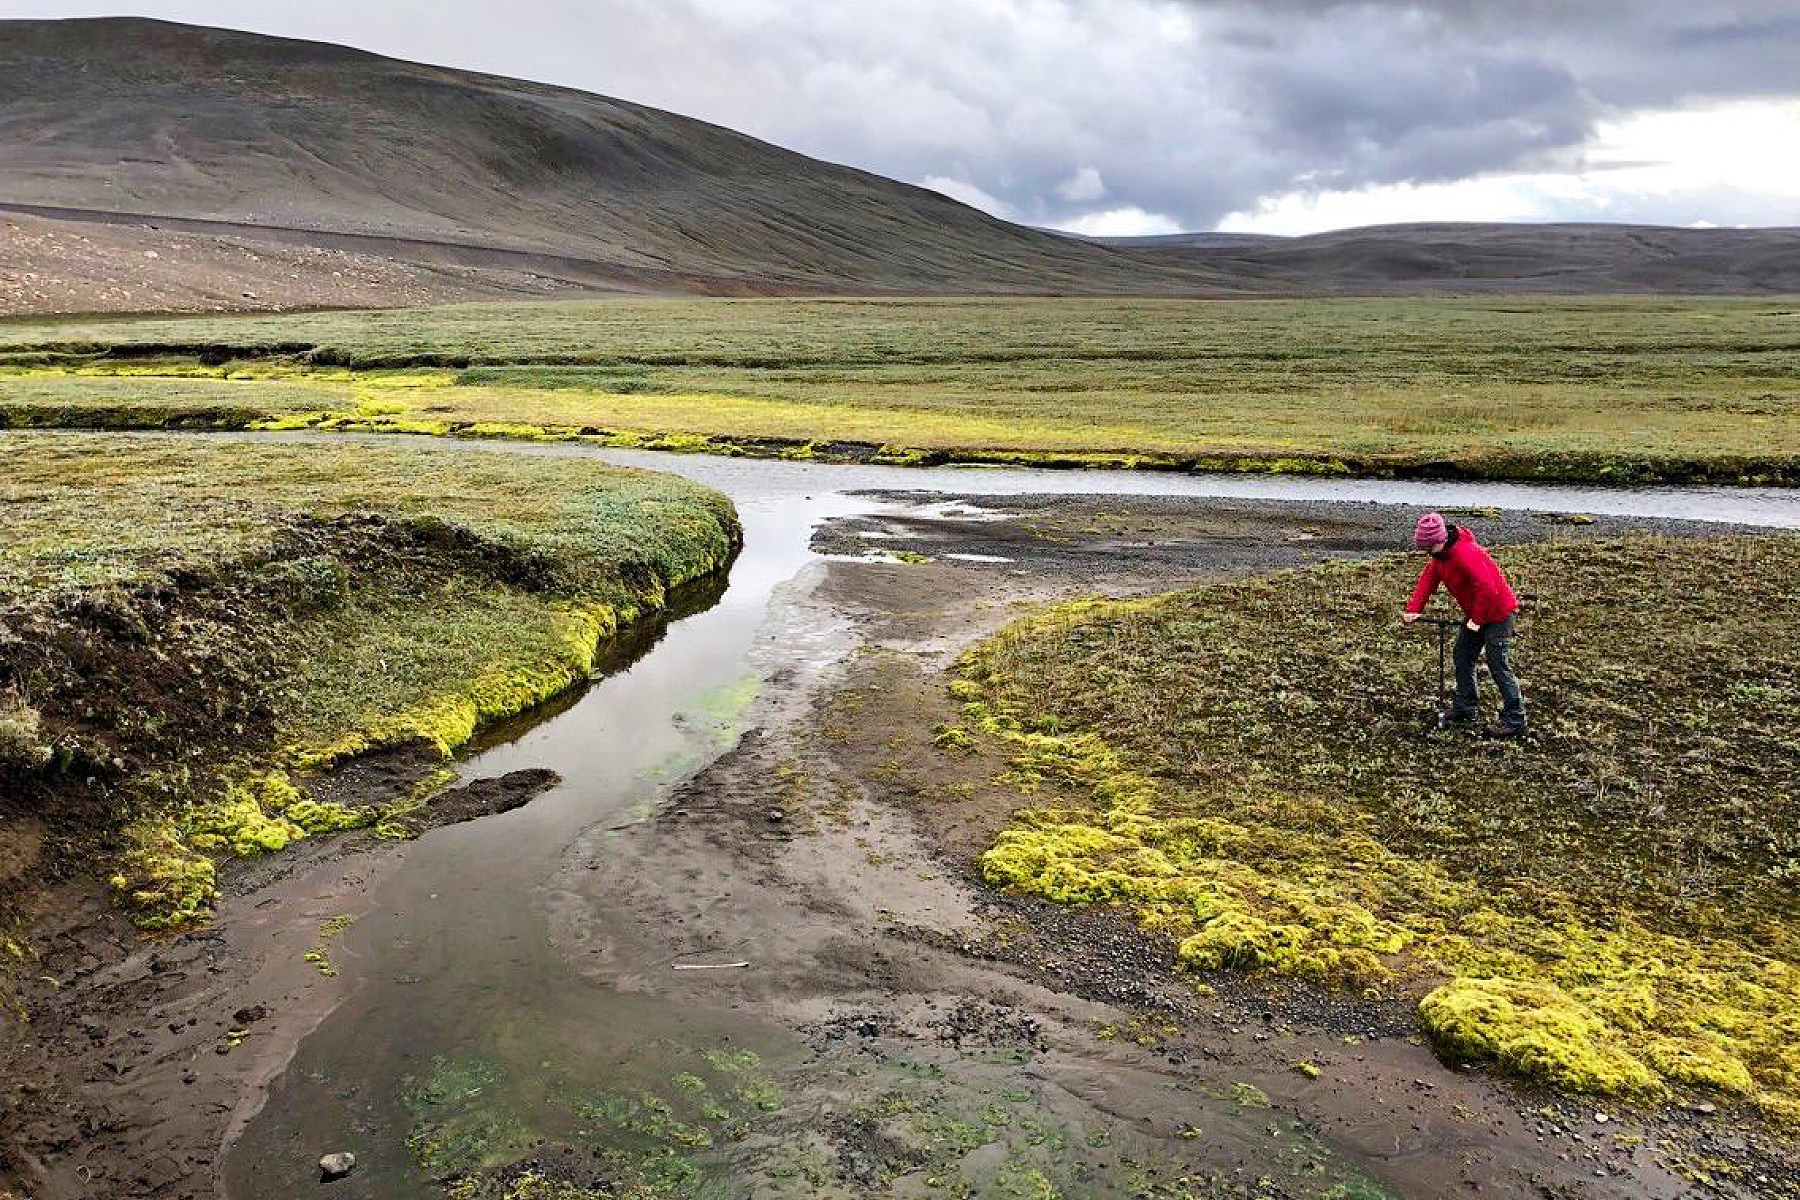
406, 1056, 502, 1107
402, 1056, 535, 1179
403, 1037, 1396, 1200
732, 1074, 783, 1113
409, 1109, 535, 1179
700, 1047, 762, 1074
692, 672, 761, 729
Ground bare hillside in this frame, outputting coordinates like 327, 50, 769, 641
1, 18, 1797, 314
0, 17, 1216, 299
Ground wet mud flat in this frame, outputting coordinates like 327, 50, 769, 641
813, 491, 1766, 581
0, 767, 564, 1199
3, 489, 1792, 1200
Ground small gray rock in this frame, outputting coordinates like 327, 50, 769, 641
318, 1151, 356, 1180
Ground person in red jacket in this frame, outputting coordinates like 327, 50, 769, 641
1400, 511, 1526, 737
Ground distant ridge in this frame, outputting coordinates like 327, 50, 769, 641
1063, 231, 1288, 249
2, 17, 1798, 314
1118, 222, 1800, 294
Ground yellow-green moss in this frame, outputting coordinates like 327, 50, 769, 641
1643, 1038, 1758, 1096
112, 599, 635, 929
109, 822, 219, 931
967, 692, 1800, 1112
1420, 978, 1662, 1096
186, 772, 373, 856
108, 771, 377, 927
188, 788, 303, 855
954, 552, 1800, 1116
931, 723, 978, 754
291, 603, 615, 770
248, 411, 335, 432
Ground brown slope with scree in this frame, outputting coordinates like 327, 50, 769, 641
0, 17, 1226, 300
3, 17, 1799, 315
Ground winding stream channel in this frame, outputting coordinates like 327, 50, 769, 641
220, 439, 1800, 1198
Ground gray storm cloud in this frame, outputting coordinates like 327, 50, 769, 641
3, 0, 1796, 228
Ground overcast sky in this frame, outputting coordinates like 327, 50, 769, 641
5, 0, 1799, 234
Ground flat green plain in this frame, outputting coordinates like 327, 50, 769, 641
3, 295, 1798, 481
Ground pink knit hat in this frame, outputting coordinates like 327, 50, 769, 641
1413, 511, 1448, 548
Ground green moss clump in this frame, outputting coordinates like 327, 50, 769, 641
188, 774, 308, 856
1420, 978, 1662, 1096
1177, 911, 1387, 987
187, 772, 374, 854
1642, 1038, 1758, 1096
870, 445, 934, 466
109, 823, 219, 931
109, 772, 377, 927
248, 411, 332, 431
931, 724, 977, 754
463, 421, 562, 441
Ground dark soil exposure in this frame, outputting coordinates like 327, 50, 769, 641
3, 483, 1794, 1200
0, 515, 442, 922
410, 770, 560, 829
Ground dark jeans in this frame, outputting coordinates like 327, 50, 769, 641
1454, 614, 1526, 729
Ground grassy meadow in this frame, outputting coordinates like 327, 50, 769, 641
951, 535, 1800, 1118
0, 433, 738, 928
3, 295, 1798, 481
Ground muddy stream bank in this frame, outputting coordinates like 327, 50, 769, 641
18, 435, 1800, 1200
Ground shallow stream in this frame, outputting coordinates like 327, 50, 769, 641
222, 440, 1800, 1197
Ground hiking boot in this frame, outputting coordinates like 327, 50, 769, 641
1445, 709, 1479, 725
1485, 721, 1526, 739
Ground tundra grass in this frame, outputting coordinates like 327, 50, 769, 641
0, 432, 738, 927
952, 535, 1800, 1118
2, 294, 1798, 483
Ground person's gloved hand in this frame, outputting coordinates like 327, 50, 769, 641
1466, 618, 1481, 632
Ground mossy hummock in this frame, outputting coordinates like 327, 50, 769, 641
955, 537, 1800, 1120
3, 433, 741, 932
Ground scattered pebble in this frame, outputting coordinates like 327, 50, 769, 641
318, 1151, 356, 1180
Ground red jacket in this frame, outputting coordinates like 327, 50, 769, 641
1406, 526, 1518, 626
